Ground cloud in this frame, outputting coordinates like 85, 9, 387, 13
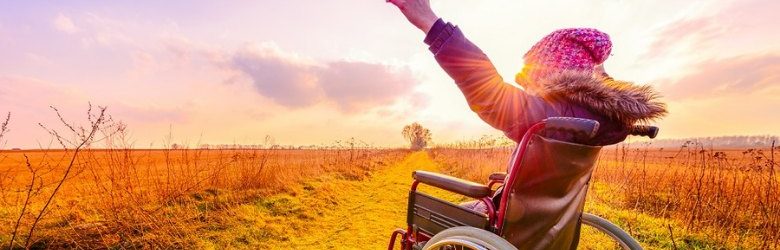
53, 13, 78, 34
662, 54, 780, 99
162, 35, 197, 65
643, 17, 723, 58
74, 13, 135, 48
0, 75, 82, 107
110, 103, 189, 124
408, 92, 431, 110
25, 53, 54, 66
642, 0, 780, 59
318, 61, 415, 111
229, 43, 419, 111
0, 75, 87, 147
231, 44, 322, 107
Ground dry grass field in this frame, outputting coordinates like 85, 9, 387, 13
431, 142, 779, 249
1, 118, 777, 249
0, 148, 407, 248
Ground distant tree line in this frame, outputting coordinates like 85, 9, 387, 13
434, 134, 515, 149
194, 144, 377, 150
630, 135, 779, 148
195, 137, 375, 150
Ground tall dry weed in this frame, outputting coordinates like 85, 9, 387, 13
430, 140, 780, 248
0, 107, 406, 248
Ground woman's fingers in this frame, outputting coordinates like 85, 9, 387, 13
386, 0, 437, 34
387, 0, 406, 8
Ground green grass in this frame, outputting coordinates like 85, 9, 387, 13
5, 151, 765, 249
583, 182, 765, 249
212, 152, 764, 249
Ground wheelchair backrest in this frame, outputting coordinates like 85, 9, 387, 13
501, 134, 602, 250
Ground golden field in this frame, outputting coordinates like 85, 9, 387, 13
0, 142, 777, 249
432, 143, 779, 249
0, 148, 408, 248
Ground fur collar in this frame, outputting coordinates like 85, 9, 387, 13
535, 70, 667, 125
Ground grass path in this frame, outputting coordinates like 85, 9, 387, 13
205, 151, 721, 250
216, 151, 634, 249
201, 151, 762, 249
246, 151, 463, 249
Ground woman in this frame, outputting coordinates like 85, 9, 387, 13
387, 0, 667, 146
388, 3, 668, 248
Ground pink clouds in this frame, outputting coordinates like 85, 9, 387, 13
662, 54, 780, 99
229, 44, 418, 111
317, 61, 415, 111
640, 0, 780, 104
0, 75, 82, 108
0, 75, 191, 122
0, 75, 84, 147
230, 45, 322, 107
52, 13, 78, 34
2, 0, 778, 147
643, 17, 723, 58
110, 103, 189, 124
642, 0, 780, 60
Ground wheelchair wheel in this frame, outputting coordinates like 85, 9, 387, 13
581, 213, 643, 250
423, 226, 518, 250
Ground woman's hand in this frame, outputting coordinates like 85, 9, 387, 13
387, 0, 439, 34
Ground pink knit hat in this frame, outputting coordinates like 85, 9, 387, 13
523, 28, 612, 83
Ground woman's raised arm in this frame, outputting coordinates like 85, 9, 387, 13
388, 0, 534, 141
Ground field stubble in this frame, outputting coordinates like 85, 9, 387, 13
430, 141, 780, 249
1, 105, 777, 249
0, 147, 407, 248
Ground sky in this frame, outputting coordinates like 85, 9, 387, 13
0, 0, 778, 149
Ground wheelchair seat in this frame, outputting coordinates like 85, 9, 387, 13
388, 118, 658, 250
453, 133, 601, 249
460, 200, 489, 214
500, 134, 601, 249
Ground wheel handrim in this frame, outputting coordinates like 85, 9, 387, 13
425, 238, 489, 250
580, 213, 643, 250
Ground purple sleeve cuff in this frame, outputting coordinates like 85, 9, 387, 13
423, 19, 455, 54
424, 18, 446, 45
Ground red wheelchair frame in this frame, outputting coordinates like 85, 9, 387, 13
388, 118, 657, 250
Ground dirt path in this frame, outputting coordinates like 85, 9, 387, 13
240, 151, 749, 250
258, 151, 463, 249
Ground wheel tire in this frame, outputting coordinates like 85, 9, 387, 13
581, 213, 643, 250
423, 226, 517, 250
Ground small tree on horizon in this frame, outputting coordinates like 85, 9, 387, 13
402, 122, 432, 150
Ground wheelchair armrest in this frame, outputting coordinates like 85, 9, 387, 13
412, 170, 491, 198
488, 172, 506, 182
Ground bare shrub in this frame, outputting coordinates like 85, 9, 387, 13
430, 141, 780, 249
0, 107, 407, 248
4, 104, 118, 248
593, 142, 779, 248
0, 112, 9, 142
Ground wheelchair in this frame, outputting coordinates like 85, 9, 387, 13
388, 117, 658, 250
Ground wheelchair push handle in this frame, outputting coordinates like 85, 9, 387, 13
543, 117, 600, 140
629, 125, 659, 139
